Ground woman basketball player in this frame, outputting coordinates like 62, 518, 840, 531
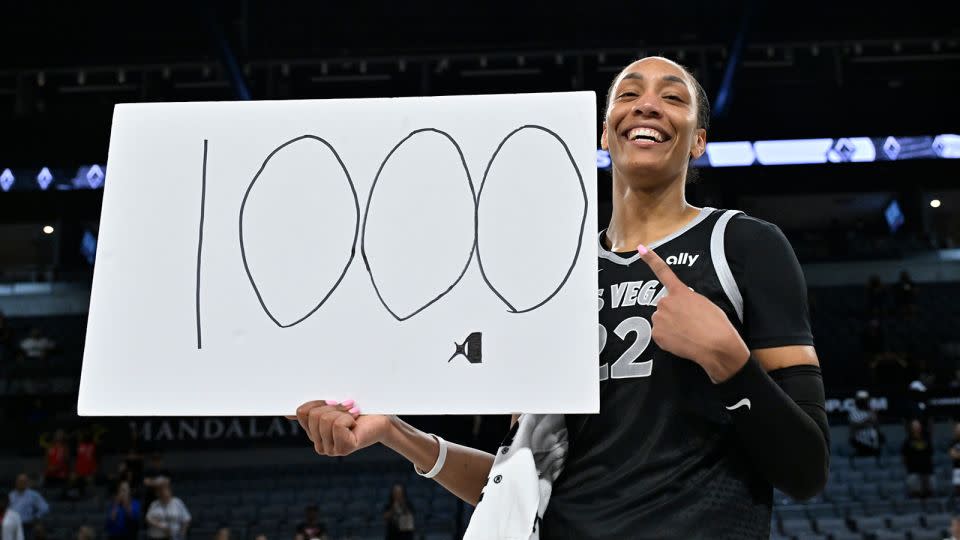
292, 56, 829, 539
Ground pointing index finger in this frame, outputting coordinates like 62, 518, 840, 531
637, 243, 686, 292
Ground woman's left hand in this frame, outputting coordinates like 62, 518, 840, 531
637, 244, 750, 383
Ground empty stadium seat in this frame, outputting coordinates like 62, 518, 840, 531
805, 503, 839, 519
924, 513, 952, 531
781, 517, 816, 536
922, 499, 948, 514
844, 470, 867, 483
824, 483, 853, 502
861, 500, 894, 516
880, 480, 905, 498
793, 534, 829, 540
814, 516, 849, 536
908, 527, 944, 540
893, 499, 924, 514
828, 533, 861, 540
886, 513, 921, 531
776, 505, 811, 521
852, 515, 887, 533
871, 530, 905, 540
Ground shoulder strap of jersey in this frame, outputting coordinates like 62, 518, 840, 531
710, 210, 745, 322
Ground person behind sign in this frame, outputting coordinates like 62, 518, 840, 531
2, 494, 25, 540
145, 483, 190, 540
902, 419, 934, 498
849, 389, 883, 458
105, 481, 140, 540
382, 484, 415, 540
8, 475, 47, 540
292, 56, 829, 538
41, 431, 69, 490
293, 504, 327, 540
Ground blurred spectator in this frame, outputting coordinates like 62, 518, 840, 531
894, 270, 917, 315
2, 494, 25, 540
862, 318, 907, 384
905, 380, 931, 429
121, 428, 144, 489
213, 528, 230, 540
76, 526, 95, 540
42, 430, 70, 488
252, 535, 266, 540
848, 390, 883, 458
18, 328, 55, 361
294, 505, 327, 540
142, 454, 171, 514
145, 483, 189, 540
8, 474, 49, 538
74, 432, 98, 493
949, 516, 959, 540
106, 463, 134, 502
105, 481, 140, 540
865, 275, 887, 318
902, 419, 934, 498
383, 484, 415, 540
950, 422, 960, 497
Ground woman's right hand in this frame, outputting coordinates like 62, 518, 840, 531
291, 400, 393, 457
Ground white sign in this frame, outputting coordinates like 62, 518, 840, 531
79, 92, 599, 416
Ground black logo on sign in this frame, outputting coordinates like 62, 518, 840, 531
448, 332, 482, 364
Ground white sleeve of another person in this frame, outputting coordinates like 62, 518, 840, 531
145, 501, 163, 537
2, 509, 25, 540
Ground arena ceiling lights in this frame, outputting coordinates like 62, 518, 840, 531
596, 133, 959, 170
1, 134, 957, 192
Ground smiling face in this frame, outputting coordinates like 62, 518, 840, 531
601, 57, 707, 188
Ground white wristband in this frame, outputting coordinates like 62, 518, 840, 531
414, 434, 448, 479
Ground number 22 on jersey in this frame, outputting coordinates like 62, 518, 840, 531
598, 288, 654, 381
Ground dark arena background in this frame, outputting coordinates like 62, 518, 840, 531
1, 2, 959, 540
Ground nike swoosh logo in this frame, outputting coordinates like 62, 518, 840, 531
725, 398, 751, 411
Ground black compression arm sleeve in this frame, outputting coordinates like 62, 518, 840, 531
715, 358, 830, 500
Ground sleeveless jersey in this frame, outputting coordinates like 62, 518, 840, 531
540, 207, 772, 540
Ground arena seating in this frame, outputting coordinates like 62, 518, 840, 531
3, 289, 959, 540
40, 463, 463, 540
769, 432, 959, 540
6, 280, 960, 393
20, 425, 956, 540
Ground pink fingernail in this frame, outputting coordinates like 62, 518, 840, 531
636, 244, 648, 256
340, 399, 355, 408
348, 407, 360, 415
325, 400, 338, 406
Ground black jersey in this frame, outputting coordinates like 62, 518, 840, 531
540, 207, 814, 540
